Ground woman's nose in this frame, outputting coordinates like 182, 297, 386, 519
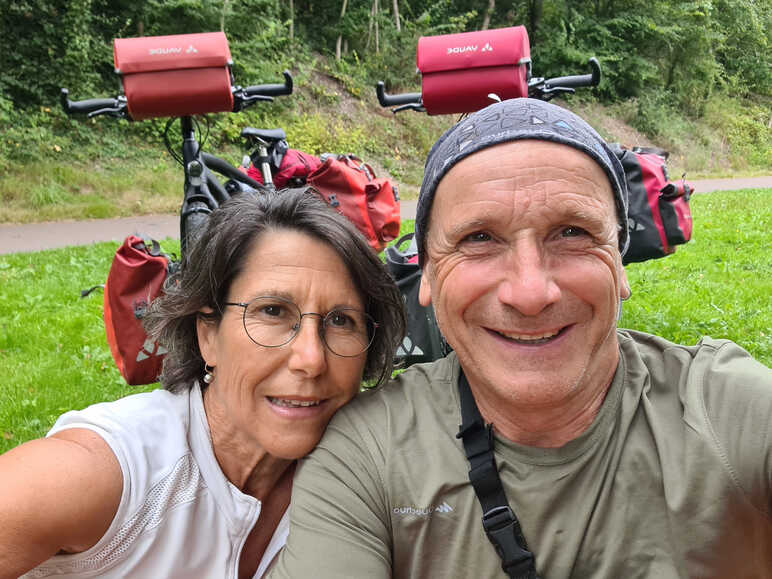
287, 316, 327, 376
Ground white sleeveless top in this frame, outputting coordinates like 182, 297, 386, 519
22, 383, 288, 578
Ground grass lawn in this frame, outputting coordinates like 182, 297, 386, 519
1, 189, 770, 453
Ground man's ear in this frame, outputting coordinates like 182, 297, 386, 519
418, 270, 432, 307
196, 308, 218, 366
619, 268, 631, 301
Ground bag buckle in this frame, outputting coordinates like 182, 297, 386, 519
482, 506, 537, 578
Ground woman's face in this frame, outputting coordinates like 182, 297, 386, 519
197, 228, 367, 460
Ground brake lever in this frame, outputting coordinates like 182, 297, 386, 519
234, 93, 274, 112
538, 86, 576, 101
87, 106, 128, 119
392, 103, 426, 114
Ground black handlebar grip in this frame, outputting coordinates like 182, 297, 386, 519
376, 82, 422, 107
60, 88, 119, 115
243, 70, 293, 97
544, 57, 602, 90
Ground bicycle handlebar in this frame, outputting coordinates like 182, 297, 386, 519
61, 70, 293, 118
537, 57, 601, 93
376, 57, 602, 113
60, 88, 128, 118
376, 82, 422, 108
242, 70, 293, 97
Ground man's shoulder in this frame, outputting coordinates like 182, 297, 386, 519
329, 354, 461, 437
618, 328, 772, 416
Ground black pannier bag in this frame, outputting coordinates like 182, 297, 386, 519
385, 233, 450, 367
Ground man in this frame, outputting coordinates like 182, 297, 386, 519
268, 99, 771, 578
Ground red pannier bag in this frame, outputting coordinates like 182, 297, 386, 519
417, 26, 531, 115
307, 155, 401, 252
611, 145, 694, 264
246, 149, 323, 189
113, 31, 233, 121
104, 236, 172, 385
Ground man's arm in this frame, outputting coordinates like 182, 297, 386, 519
0, 429, 122, 578
268, 413, 393, 578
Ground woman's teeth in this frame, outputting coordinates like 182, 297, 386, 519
268, 397, 321, 408
496, 330, 560, 344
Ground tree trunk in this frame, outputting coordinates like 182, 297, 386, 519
482, 0, 495, 30
393, 0, 401, 32
367, 0, 375, 51
289, 0, 294, 40
336, 0, 348, 61
375, 0, 380, 54
529, 0, 543, 45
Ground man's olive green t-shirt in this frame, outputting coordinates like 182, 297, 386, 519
269, 330, 772, 578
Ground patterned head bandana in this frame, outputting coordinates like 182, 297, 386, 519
416, 98, 629, 265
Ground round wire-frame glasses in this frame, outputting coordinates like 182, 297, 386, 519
223, 295, 377, 358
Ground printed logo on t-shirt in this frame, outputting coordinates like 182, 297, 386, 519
392, 501, 453, 517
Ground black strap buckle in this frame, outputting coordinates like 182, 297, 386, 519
482, 506, 537, 579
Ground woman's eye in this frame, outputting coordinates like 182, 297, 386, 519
328, 312, 353, 328
262, 305, 283, 316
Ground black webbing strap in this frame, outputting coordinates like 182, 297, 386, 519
456, 372, 539, 579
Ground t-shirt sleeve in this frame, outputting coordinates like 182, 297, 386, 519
268, 402, 392, 578
699, 340, 772, 514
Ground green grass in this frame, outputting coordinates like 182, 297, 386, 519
1, 189, 770, 453
620, 189, 771, 359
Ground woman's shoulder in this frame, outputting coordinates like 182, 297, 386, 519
49, 387, 191, 442
48, 386, 199, 496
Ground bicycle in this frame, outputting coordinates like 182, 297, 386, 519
60, 70, 293, 255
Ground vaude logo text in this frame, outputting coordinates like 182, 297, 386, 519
447, 45, 477, 55
148, 47, 182, 55
447, 42, 493, 55
393, 502, 453, 516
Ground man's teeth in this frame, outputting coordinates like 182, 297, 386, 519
269, 397, 321, 408
496, 330, 559, 343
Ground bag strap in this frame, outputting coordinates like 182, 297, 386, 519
456, 371, 539, 579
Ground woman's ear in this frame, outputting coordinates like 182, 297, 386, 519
196, 308, 218, 366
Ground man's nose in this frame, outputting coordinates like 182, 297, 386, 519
496, 241, 561, 316
287, 316, 327, 376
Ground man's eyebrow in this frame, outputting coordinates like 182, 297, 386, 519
556, 207, 607, 224
446, 219, 490, 238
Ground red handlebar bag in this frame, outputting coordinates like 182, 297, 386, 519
417, 26, 531, 115
113, 32, 233, 120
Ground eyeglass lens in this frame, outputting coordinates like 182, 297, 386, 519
242, 296, 374, 357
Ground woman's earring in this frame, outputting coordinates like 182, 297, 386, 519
203, 364, 215, 384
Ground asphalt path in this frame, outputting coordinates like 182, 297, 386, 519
1, 176, 770, 255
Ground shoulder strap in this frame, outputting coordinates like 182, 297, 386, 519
456, 371, 539, 579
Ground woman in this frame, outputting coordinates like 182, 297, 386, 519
0, 188, 405, 578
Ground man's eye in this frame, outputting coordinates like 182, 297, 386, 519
463, 232, 491, 243
561, 226, 588, 238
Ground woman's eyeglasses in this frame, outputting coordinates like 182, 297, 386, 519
223, 295, 377, 357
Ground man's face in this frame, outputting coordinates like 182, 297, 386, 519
419, 140, 629, 413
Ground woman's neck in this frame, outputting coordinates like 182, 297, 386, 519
202, 388, 295, 500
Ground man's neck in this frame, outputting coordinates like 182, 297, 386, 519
467, 357, 619, 448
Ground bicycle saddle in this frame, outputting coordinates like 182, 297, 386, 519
241, 127, 287, 142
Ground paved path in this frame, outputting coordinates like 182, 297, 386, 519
1, 177, 770, 255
